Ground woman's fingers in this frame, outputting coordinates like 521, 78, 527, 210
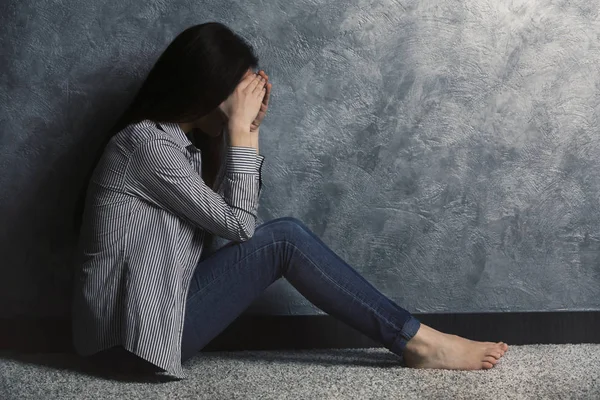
249, 71, 269, 97
247, 74, 263, 93
263, 82, 272, 105
240, 69, 268, 92
238, 72, 259, 91
253, 77, 267, 96
258, 70, 269, 88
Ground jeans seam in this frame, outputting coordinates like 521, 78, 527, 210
285, 241, 403, 333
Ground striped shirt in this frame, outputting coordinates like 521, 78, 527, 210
71, 119, 264, 379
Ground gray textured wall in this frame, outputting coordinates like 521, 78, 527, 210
2, 0, 600, 320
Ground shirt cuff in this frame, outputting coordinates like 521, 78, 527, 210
226, 146, 262, 174
256, 154, 265, 170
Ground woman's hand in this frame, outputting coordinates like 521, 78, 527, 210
250, 70, 272, 133
219, 72, 268, 130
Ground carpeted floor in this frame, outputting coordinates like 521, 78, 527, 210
1, 344, 599, 399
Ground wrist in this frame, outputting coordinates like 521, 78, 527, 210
228, 120, 249, 133
228, 123, 251, 147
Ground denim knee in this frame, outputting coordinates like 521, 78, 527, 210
261, 216, 308, 241
272, 216, 304, 227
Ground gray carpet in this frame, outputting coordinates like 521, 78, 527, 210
1, 344, 599, 399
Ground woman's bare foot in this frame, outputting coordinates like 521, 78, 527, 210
403, 323, 509, 370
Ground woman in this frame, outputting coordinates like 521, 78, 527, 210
72, 22, 508, 381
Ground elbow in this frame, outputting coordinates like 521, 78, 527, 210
227, 209, 258, 242
238, 227, 255, 242
237, 220, 257, 242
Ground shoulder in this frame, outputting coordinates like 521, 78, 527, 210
112, 120, 184, 154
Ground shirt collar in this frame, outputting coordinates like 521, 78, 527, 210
151, 120, 193, 148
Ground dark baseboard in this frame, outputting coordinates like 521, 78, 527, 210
1, 311, 598, 354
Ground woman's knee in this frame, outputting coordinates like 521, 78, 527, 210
271, 216, 304, 226
258, 216, 309, 239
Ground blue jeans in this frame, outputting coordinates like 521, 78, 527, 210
181, 216, 421, 365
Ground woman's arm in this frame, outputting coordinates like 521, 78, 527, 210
126, 139, 263, 241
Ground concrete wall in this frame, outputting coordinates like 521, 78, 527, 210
2, 0, 600, 320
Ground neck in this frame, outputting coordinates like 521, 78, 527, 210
178, 121, 196, 134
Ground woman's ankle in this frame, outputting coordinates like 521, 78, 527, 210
405, 323, 436, 355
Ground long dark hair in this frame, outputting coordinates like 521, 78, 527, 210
74, 22, 259, 230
